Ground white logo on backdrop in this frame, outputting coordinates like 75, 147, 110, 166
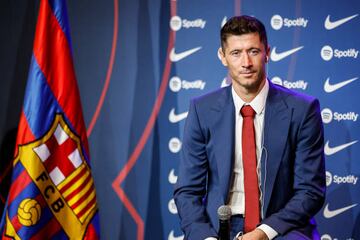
323, 203, 358, 218
169, 108, 188, 123
271, 14, 308, 30
321, 45, 334, 61
271, 76, 308, 90
325, 171, 358, 186
168, 230, 184, 240
169, 76, 206, 92
321, 108, 359, 124
221, 16, 227, 28
169, 137, 182, 153
181, 80, 205, 90
324, 77, 358, 93
321, 234, 332, 240
326, 171, 332, 187
271, 15, 283, 30
221, 77, 231, 88
321, 233, 354, 240
324, 140, 358, 156
170, 16, 182, 31
169, 15, 206, 31
168, 169, 178, 184
271, 76, 283, 86
321, 45, 359, 61
321, 108, 333, 124
168, 198, 178, 214
270, 46, 304, 61
170, 47, 202, 62
324, 14, 359, 30
169, 76, 182, 92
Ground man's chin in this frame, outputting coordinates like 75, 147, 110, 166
237, 79, 264, 91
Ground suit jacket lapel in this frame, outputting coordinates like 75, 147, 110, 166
261, 82, 292, 215
210, 86, 235, 202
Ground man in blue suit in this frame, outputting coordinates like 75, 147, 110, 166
174, 16, 325, 240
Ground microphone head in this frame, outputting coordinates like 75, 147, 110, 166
217, 205, 232, 221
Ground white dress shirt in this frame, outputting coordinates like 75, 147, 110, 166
228, 80, 268, 216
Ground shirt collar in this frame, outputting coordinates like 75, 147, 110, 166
231, 79, 269, 115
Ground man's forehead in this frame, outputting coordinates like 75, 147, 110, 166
223, 33, 264, 50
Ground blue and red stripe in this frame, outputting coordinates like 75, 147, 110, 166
7, 163, 34, 206
32, 0, 89, 155
48, 0, 73, 53
23, 55, 63, 139
85, 213, 100, 240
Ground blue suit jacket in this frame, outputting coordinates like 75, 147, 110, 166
174, 82, 326, 240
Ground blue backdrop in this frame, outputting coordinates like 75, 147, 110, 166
0, 0, 359, 239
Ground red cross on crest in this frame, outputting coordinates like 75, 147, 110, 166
33, 124, 83, 186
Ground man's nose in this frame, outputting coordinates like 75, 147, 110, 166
241, 53, 252, 67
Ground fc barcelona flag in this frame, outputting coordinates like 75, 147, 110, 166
0, 0, 100, 239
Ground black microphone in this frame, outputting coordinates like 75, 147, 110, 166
217, 205, 232, 240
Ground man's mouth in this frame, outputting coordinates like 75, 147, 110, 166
240, 70, 256, 76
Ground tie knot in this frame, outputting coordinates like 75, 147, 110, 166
240, 105, 256, 118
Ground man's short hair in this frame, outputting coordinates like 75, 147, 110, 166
220, 15, 268, 50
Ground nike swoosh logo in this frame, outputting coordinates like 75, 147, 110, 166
169, 108, 188, 123
168, 198, 178, 214
168, 169, 178, 184
169, 46, 201, 62
324, 140, 358, 156
325, 14, 359, 30
270, 46, 304, 61
323, 203, 357, 218
324, 77, 358, 93
221, 77, 230, 88
221, 16, 227, 27
168, 230, 184, 240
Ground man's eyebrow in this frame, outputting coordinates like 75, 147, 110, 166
229, 47, 260, 53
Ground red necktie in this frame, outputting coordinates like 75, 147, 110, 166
241, 105, 260, 232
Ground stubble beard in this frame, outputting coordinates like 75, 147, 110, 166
233, 69, 266, 95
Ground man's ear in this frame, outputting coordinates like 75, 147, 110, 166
265, 45, 270, 63
218, 47, 228, 66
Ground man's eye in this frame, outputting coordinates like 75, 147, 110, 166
230, 51, 240, 56
249, 49, 260, 56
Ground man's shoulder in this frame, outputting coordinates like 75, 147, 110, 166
271, 82, 317, 106
191, 86, 231, 106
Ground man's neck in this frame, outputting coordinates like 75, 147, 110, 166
233, 78, 267, 103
